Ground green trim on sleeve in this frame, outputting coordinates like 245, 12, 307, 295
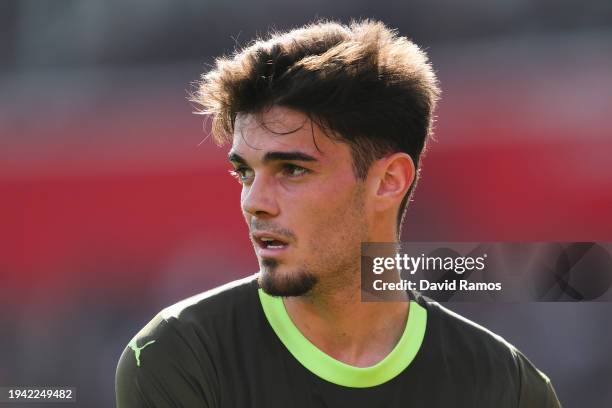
258, 289, 427, 388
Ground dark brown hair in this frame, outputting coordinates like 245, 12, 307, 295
192, 19, 440, 232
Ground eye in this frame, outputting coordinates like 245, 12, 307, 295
229, 167, 254, 184
281, 164, 310, 178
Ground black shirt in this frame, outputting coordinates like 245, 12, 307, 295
116, 274, 561, 407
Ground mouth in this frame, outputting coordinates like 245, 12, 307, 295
252, 232, 290, 256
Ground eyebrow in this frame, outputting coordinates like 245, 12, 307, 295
228, 151, 318, 165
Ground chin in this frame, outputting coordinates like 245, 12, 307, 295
258, 259, 318, 297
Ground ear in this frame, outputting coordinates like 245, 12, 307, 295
372, 153, 416, 212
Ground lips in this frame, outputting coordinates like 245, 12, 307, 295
252, 231, 290, 255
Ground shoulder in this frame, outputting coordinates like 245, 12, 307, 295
421, 299, 517, 358
416, 297, 560, 407
115, 274, 260, 408
159, 273, 259, 324
124, 273, 259, 358
127, 273, 259, 356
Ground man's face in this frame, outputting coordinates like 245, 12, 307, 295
229, 106, 369, 297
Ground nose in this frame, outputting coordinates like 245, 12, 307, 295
241, 175, 280, 218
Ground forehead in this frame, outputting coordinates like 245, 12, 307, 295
231, 106, 346, 162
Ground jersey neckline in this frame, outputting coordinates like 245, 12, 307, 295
258, 289, 427, 388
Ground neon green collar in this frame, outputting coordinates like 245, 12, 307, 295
258, 289, 427, 388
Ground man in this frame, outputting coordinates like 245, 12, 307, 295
116, 20, 561, 407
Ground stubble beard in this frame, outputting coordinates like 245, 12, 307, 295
258, 258, 319, 297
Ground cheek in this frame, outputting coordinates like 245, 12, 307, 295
296, 184, 364, 248
240, 188, 248, 217
239, 185, 259, 225
291, 181, 352, 222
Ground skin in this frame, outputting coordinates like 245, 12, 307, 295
229, 106, 416, 367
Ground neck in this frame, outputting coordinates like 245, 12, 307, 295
284, 214, 408, 367
283, 269, 409, 368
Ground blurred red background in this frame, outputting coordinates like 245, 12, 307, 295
3, 53, 611, 305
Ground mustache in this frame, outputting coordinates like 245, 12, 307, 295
249, 219, 296, 240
